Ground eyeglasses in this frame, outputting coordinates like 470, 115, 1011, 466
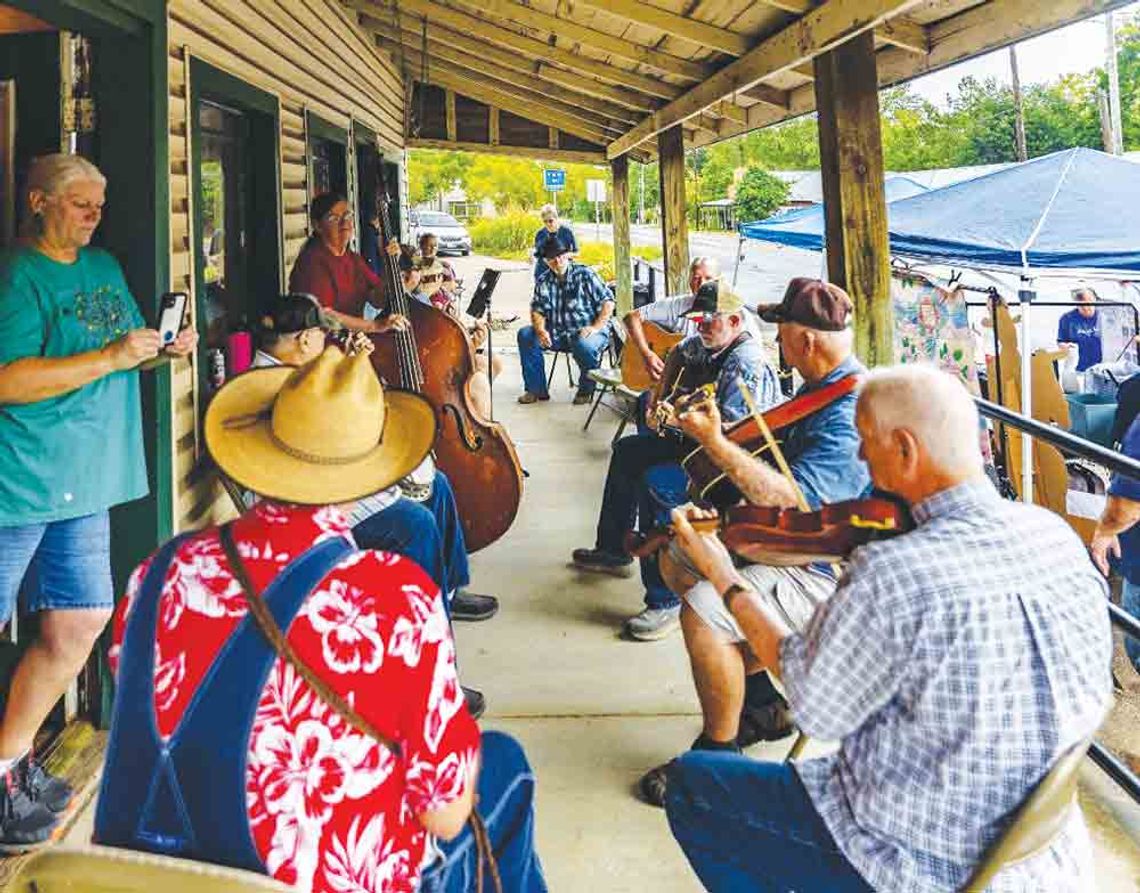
322, 212, 355, 224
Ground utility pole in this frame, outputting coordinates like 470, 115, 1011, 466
1009, 45, 1028, 162
1107, 11, 1125, 154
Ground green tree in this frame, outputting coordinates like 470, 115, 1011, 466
406, 149, 472, 205
733, 166, 790, 223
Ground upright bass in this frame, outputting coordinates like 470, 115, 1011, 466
369, 201, 524, 552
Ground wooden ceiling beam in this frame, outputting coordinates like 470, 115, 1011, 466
445, 0, 714, 81
606, 0, 926, 158
689, 0, 1137, 151
407, 137, 608, 163
875, 15, 929, 54
373, 36, 633, 135
741, 83, 792, 109
349, 0, 683, 100
571, 0, 750, 56
364, 15, 655, 116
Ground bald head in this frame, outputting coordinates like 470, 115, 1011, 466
856, 365, 984, 504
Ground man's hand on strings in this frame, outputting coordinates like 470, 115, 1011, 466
374, 313, 410, 334
345, 331, 375, 357
643, 351, 666, 382
677, 392, 722, 444
385, 239, 400, 257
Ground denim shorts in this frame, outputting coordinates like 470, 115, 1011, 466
0, 512, 115, 625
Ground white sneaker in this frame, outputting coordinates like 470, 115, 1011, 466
624, 605, 681, 641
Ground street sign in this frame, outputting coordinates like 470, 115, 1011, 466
543, 168, 566, 191
586, 179, 606, 203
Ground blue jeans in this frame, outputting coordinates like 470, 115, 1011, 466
665, 752, 872, 893
594, 433, 687, 610
422, 731, 547, 892
352, 472, 470, 606
0, 512, 114, 625
1123, 579, 1140, 672
517, 325, 609, 397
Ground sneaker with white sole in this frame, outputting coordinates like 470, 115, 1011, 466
624, 605, 681, 641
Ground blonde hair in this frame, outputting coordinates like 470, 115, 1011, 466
23, 153, 106, 234
857, 364, 983, 477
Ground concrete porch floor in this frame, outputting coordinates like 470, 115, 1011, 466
447, 255, 1140, 891
61, 253, 1140, 890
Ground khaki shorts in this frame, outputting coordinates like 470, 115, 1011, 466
668, 541, 836, 644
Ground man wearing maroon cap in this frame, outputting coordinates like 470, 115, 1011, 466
637, 277, 871, 807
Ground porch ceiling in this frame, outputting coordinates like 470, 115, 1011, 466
348, 0, 1138, 159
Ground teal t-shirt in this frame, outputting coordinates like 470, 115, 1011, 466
0, 245, 148, 526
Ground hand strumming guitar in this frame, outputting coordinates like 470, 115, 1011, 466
676, 389, 723, 445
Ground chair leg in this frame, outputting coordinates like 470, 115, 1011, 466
567, 354, 576, 389
546, 351, 557, 390
583, 385, 609, 432
785, 731, 809, 761
612, 416, 629, 444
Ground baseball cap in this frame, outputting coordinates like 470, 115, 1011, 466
541, 237, 573, 260
683, 277, 745, 319
757, 278, 852, 331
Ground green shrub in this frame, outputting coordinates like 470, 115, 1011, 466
577, 241, 663, 282
468, 209, 540, 260
734, 166, 791, 224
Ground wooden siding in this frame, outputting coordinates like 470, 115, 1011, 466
166, 0, 404, 533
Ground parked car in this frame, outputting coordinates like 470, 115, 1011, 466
410, 210, 472, 256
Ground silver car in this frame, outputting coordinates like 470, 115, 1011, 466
411, 210, 472, 256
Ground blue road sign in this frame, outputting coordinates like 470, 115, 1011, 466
543, 168, 566, 191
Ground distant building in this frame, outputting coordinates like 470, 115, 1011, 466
417, 185, 496, 220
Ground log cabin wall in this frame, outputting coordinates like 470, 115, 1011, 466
165, 0, 404, 532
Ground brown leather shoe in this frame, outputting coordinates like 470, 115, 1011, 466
572, 392, 593, 405
517, 392, 550, 405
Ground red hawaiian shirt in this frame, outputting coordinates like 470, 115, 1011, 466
109, 502, 480, 893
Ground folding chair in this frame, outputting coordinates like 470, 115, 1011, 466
958, 738, 1090, 892
546, 348, 576, 390
9, 844, 292, 893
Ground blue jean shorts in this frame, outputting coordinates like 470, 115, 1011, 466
0, 512, 115, 625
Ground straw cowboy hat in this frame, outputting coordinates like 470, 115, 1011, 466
205, 345, 436, 504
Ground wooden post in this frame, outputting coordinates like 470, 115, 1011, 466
657, 124, 689, 295
489, 108, 500, 146
611, 154, 633, 316
814, 32, 892, 366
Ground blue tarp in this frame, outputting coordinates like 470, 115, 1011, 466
738, 176, 928, 251
739, 148, 1140, 274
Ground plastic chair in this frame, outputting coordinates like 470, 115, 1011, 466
958, 738, 1090, 893
9, 844, 292, 892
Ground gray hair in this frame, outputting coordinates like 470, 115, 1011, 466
857, 364, 983, 477
690, 256, 718, 277
23, 154, 106, 235
539, 204, 558, 220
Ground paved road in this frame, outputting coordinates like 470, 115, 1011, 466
583, 221, 823, 306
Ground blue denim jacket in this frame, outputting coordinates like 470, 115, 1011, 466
674, 333, 782, 424
784, 355, 871, 509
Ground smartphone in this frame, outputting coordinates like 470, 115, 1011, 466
157, 292, 189, 346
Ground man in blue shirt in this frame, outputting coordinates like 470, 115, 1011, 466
1091, 414, 1140, 673
1057, 288, 1102, 371
532, 205, 578, 281
572, 279, 781, 641
517, 238, 613, 405
637, 278, 871, 806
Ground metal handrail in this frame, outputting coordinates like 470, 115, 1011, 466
975, 396, 1140, 805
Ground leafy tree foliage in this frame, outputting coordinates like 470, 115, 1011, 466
733, 167, 790, 222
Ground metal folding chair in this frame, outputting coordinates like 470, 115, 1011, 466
546, 348, 576, 390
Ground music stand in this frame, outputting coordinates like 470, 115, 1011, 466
466, 269, 502, 418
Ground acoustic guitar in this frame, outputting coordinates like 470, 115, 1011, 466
621, 320, 684, 392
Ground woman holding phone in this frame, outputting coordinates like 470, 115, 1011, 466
0, 153, 196, 850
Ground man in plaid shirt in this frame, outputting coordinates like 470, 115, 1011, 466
517, 238, 614, 405
663, 364, 1113, 892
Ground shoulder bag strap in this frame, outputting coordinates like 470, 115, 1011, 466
218, 524, 502, 893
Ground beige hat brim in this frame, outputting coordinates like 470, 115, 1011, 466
205, 367, 437, 505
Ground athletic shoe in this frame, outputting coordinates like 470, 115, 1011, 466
0, 770, 58, 854
18, 755, 72, 814
571, 547, 634, 577
624, 605, 681, 641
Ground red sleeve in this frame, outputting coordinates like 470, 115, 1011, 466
288, 242, 336, 309
353, 252, 382, 291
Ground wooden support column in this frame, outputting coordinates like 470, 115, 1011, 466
657, 125, 689, 295
445, 89, 456, 141
489, 108, 500, 146
611, 154, 633, 316
814, 31, 892, 365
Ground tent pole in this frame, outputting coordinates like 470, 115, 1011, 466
1019, 280, 1035, 504
732, 235, 744, 287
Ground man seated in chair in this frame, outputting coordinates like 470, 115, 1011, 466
96, 346, 546, 892
572, 279, 780, 641
660, 364, 1112, 892
635, 279, 869, 801
252, 296, 498, 714
517, 238, 614, 406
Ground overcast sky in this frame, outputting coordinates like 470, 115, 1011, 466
907, 4, 1140, 106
